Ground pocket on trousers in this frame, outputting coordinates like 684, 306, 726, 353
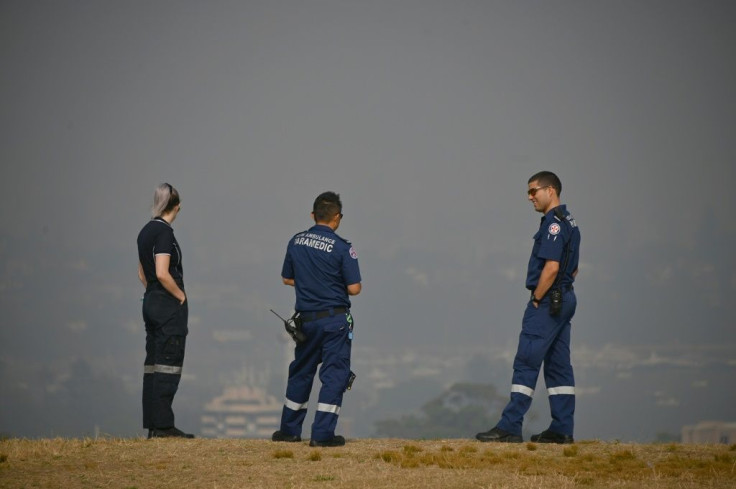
161, 301, 188, 337
323, 317, 348, 334
163, 336, 186, 365
521, 305, 546, 339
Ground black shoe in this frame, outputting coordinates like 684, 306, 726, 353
272, 430, 302, 442
150, 427, 195, 438
530, 429, 574, 444
476, 427, 523, 443
309, 435, 345, 447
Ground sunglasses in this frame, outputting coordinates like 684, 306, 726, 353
527, 186, 550, 197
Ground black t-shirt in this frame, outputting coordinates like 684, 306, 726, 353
137, 218, 184, 288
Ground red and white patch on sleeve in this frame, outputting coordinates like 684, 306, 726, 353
349, 246, 358, 259
548, 223, 561, 236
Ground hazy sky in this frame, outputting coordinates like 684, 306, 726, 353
1, 1, 734, 440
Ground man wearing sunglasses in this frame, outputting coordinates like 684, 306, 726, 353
476, 171, 580, 444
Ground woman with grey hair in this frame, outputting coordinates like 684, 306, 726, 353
136, 183, 193, 438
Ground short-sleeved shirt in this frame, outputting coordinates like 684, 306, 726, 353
281, 224, 361, 312
526, 204, 580, 290
137, 217, 184, 289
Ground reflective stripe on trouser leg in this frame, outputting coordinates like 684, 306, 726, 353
285, 398, 309, 411
317, 403, 341, 415
512, 384, 535, 397
311, 315, 352, 442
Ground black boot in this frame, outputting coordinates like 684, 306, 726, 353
475, 427, 523, 443
272, 430, 302, 442
309, 435, 345, 447
530, 429, 573, 444
150, 427, 195, 438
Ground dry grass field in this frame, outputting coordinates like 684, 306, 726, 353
0, 437, 734, 489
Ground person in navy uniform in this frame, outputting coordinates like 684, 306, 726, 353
136, 183, 194, 439
477, 171, 580, 444
272, 191, 362, 447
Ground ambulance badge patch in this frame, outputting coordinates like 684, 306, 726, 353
349, 247, 358, 259
548, 223, 561, 236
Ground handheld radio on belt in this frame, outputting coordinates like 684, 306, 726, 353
270, 309, 306, 343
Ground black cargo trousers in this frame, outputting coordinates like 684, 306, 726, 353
142, 284, 188, 430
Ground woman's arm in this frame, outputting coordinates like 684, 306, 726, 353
155, 254, 186, 304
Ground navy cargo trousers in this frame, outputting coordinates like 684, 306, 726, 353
497, 289, 577, 437
279, 311, 352, 442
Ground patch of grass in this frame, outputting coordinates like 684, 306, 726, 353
580, 453, 596, 462
0, 453, 8, 463
714, 453, 732, 464
526, 442, 538, 451
609, 449, 636, 462
563, 445, 579, 457
2, 438, 736, 488
400, 457, 421, 468
480, 449, 503, 464
403, 444, 422, 455
377, 450, 401, 463
272, 449, 294, 459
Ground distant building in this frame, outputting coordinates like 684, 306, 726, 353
681, 421, 736, 444
201, 386, 282, 438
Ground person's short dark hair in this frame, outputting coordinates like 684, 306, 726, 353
312, 191, 342, 222
528, 171, 562, 196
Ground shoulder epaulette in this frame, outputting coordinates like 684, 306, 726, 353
553, 207, 566, 221
334, 233, 351, 245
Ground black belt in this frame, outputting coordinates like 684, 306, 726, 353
528, 285, 574, 297
300, 307, 348, 322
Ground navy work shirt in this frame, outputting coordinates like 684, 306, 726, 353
281, 224, 361, 312
137, 218, 184, 289
526, 205, 580, 290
